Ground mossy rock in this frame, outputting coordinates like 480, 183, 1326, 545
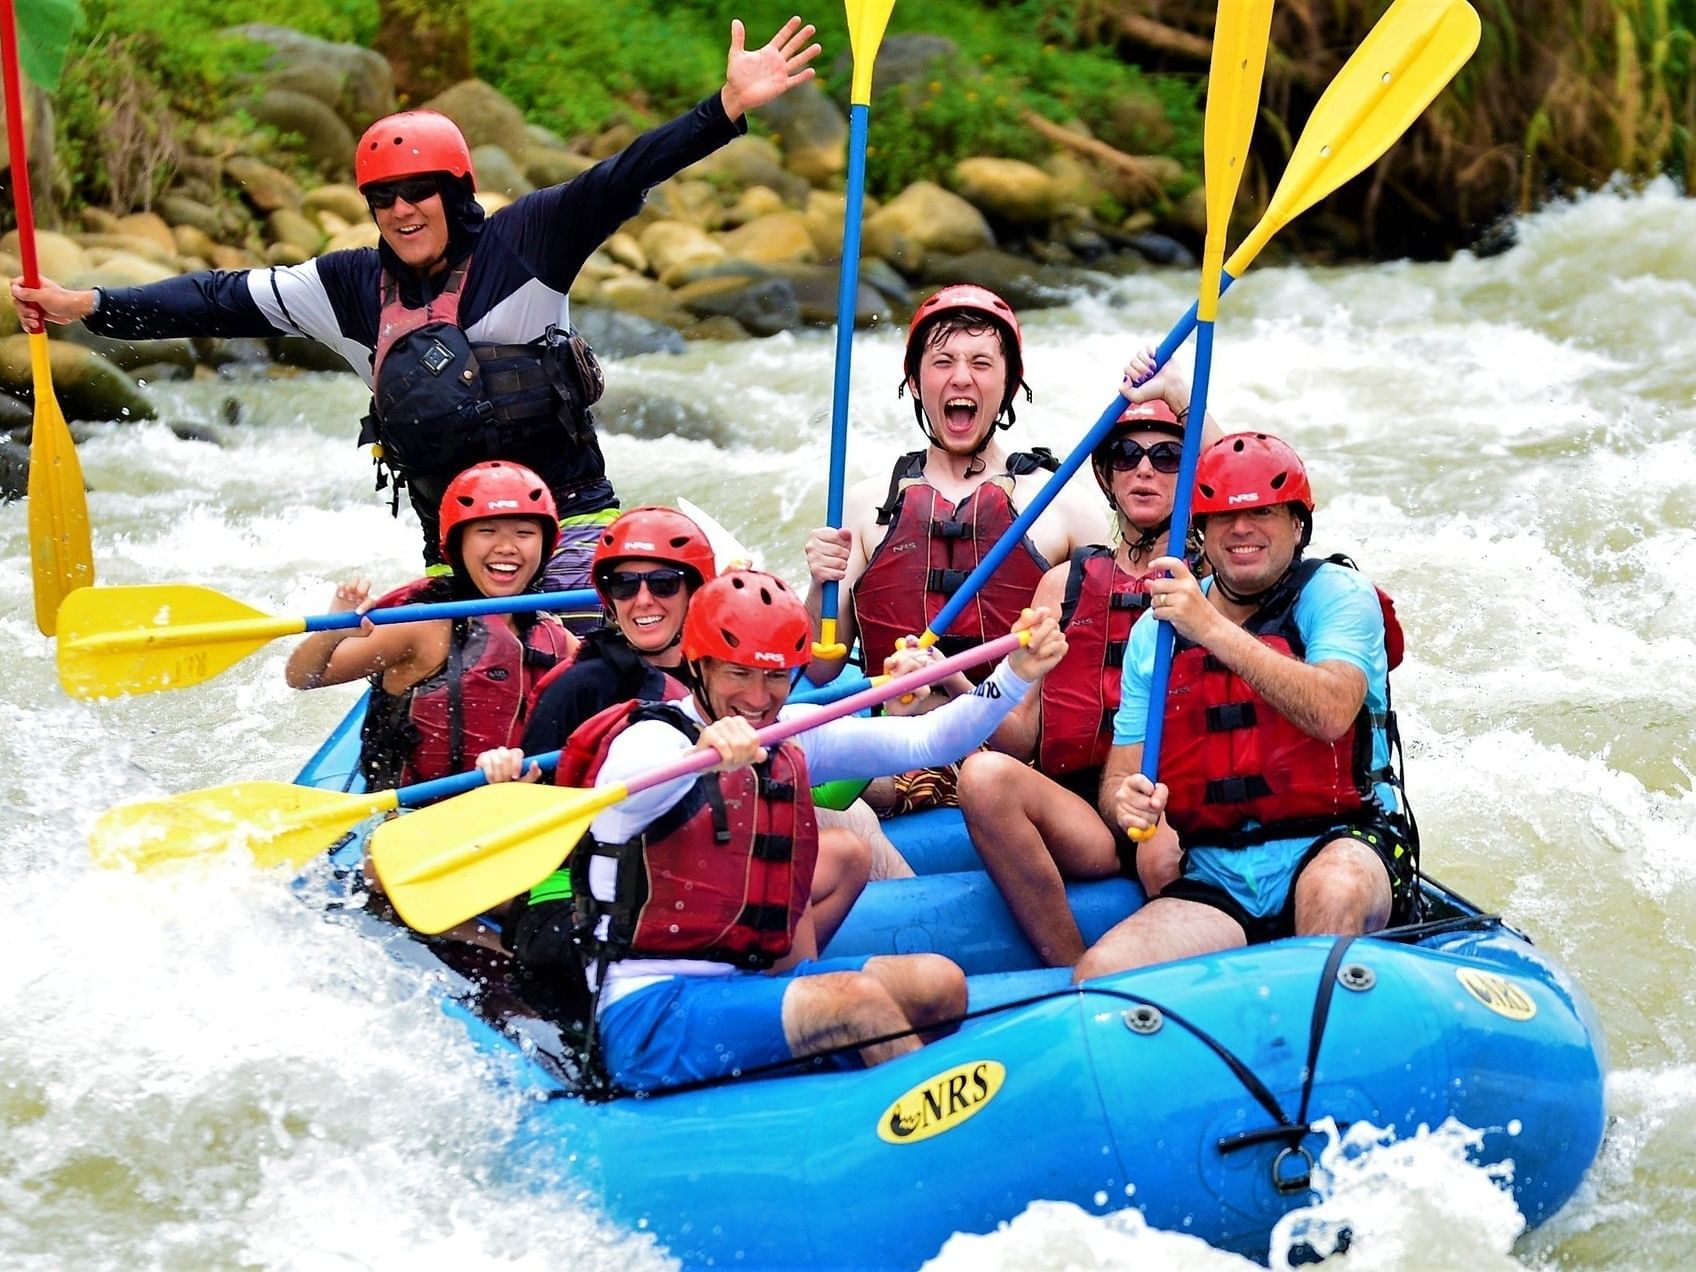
423, 79, 533, 157
1, 434, 28, 501
248, 87, 355, 178
60, 321, 198, 373
672, 275, 799, 338
715, 212, 817, 267
0, 336, 155, 421
0, 230, 89, 281
303, 184, 371, 226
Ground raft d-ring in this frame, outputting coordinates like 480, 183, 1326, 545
1271, 1144, 1314, 1195
1338, 963, 1376, 992
1122, 1005, 1164, 1035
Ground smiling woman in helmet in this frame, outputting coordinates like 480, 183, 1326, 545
11, 17, 821, 601
283, 460, 576, 792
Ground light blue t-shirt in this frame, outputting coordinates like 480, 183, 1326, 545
1110, 561, 1398, 917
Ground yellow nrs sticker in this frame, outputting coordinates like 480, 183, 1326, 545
1457, 968, 1537, 1021
877, 1060, 1005, 1144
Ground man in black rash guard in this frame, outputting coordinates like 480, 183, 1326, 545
11, 17, 820, 600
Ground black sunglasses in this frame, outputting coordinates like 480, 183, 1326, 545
364, 176, 441, 211
603, 567, 688, 602
1103, 437, 1183, 474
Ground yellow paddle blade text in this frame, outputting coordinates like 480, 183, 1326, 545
57, 583, 305, 699
91, 781, 400, 871
26, 332, 94, 635
372, 780, 632, 935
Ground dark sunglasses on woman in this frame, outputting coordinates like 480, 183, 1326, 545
1104, 437, 1183, 474
603, 567, 689, 602
364, 176, 441, 211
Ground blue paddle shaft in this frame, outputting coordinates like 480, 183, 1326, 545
300, 587, 597, 634
1139, 319, 1218, 780
397, 749, 564, 807
820, 104, 872, 629
921, 270, 1238, 642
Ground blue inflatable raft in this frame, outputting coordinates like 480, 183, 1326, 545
298, 696, 1606, 1267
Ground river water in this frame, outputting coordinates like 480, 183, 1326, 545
2, 182, 1692, 1270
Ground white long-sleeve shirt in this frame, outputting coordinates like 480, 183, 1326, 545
587, 660, 1036, 1006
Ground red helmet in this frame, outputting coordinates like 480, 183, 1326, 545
901, 283, 1028, 429
438, 461, 558, 567
1193, 432, 1315, 517
681, 570, 812, 670
592, 506, 717, 600
355, 111, 476, 191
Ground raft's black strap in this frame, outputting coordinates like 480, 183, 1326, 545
447, 622, 469, 776
1297, 935, 1356, 1128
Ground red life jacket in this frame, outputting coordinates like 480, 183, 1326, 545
852, 449, 1057, 679
563, 701, 819, 969
1037, 547, 1153, 778
357, 577, 574, 790
1159, 556, 1405, 848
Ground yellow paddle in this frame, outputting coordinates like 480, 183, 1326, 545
373, 629, 1030, 935
55, 582, 598, 699
1, 0, 94, 635
913, 0, 1483, 653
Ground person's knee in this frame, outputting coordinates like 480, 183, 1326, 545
957, 751, 1028, 817
818, 828, 872, 894
1073, 942, 1119, 984
907, 953, 968, 1019
1297, 841, 1390, 929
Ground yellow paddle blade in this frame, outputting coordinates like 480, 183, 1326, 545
90, 781, 401, 872
372, 781, 631, 935
26, 332, 94, 636
1197, 0, 1275, 322
56, 583, 305, 699
846, 0, 897, 105
1228, 0, 1482, 271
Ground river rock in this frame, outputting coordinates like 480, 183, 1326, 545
801, 189, 876, 260
1, 230, 90, 281
71, 253, 180, 289
595, 384, 730, 443
269, 336, 360, 373
210, 244, 266, 269
470, 145, 534, 199
756, 81, 846, 185
0, 391, 31, 434
765, 263, 885, 327
715, 212, 817, 267
79, 207, 123, 234
589, 121, 638, 160
0, 435, 27, 500
520, 146, 596, 189
831, 35, 956, 101
863, 182, 993, 272
1042, 154, 1108, 217
264, 243, 313, 267
673, 276, 799, 338
72, 233, 179, 266
639, 221, 724, 279
60, 321, 197, 372
129, 362, 194, 385
423, 80, 532, 157
918, 247, 1092, 309
226, 156, 304, 212
474, 191, 513, 217
952, 158, 1061, 226
157, 195, 226, 238
604, 232, 646, 274
859, 258, 913, 309
0, 336, 155, 421
266, 208, 325, 255
681, 315, 750, 341
303, 184, 371, 225
312, 211, 352, 239
226, 25, 395, 128
645, 178, 720, 231
172, 224, 219, 261
1123, 231, 1194, 268
595, 274, 696, 329
685, 137, 809, 206
248, 87, 355, 177
324, 224, 381, 253
571, 306, 687, 359
722, 185, 788, 229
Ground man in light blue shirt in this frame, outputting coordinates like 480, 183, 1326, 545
1076, 433, 1416, 979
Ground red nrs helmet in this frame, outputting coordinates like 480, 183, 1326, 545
592, 506, 717, 600
355, 111, 476, 191
438, 461, 558, 566
1193, 432, 1315, 517
902, 283, 1026, 419
681, 570, 812, 670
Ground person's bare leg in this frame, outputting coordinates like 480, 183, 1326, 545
780, 970, 922, 1066
1073, 897, 1246, 982
862, 953, 968, 1042
1293, 838, 1392, 936
819, 799, 913, 880
810, 827, 871, 950
959, 752, 1120, 967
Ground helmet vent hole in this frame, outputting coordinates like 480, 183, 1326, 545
1198, 482, 1215, 499
669, 536, 689, 549
719, 627, 740, 649
731, 576, 746, 591
455, 495, 475, 508
1230, 438, 1246, 452
1270, 473, 1287, 491
758, 586, 773, 605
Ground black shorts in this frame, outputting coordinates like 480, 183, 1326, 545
1160, 815, 1417, 944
